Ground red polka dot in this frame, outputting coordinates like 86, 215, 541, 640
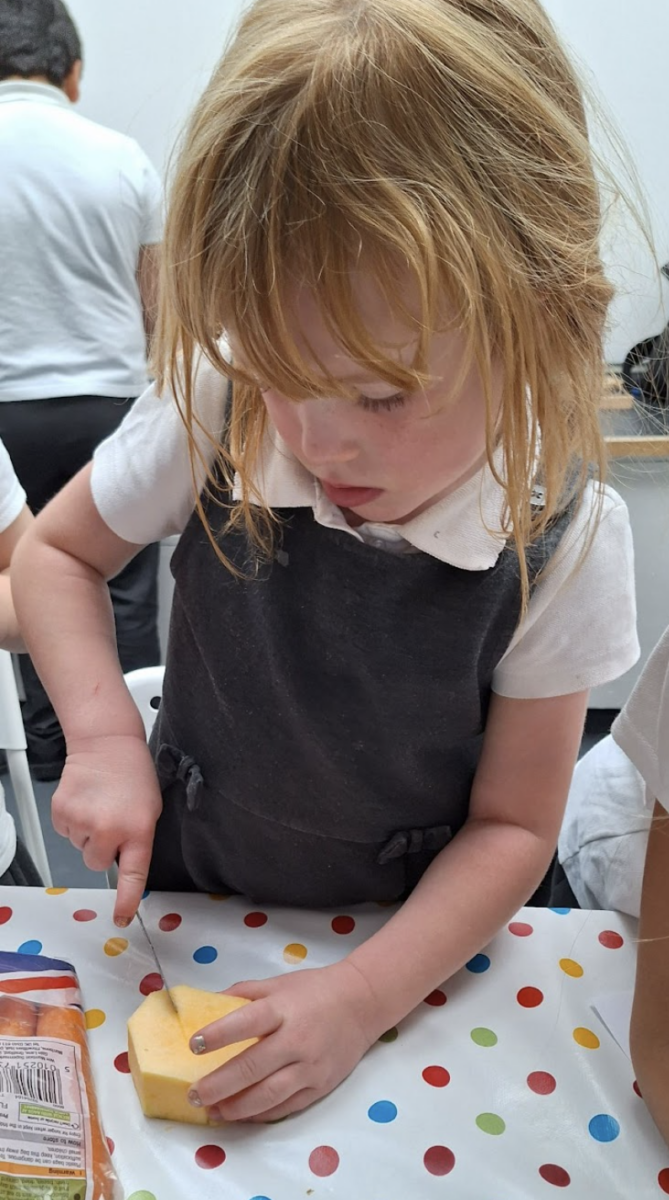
509, 921, 533, 937
424, 1146, 456, 1176
517, 986, 544, 1008
0, 907, 13, 925
244, 911, 268, 928
527, 1071, 556, 1095
73, 909, 97, 922
599, 930, 624, 950
106, 1137, 115, 1155
139, 973, 164, 996
658, 1168, 669, 1193
331, 915, 356, 935
114, 1052, 130, 1074
424, 988, 447, 1006
159, 913, 182, 932
422, 1065, 450, 1088
633, 1080, 643, 1099
309, 1146, 340, 1177
539, 1164, 571, 1187
195, 1145, 226, 1170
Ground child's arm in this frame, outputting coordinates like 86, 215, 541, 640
0, 504, 32, 650
630, 801, 669, 1144
183, 688, 588, 1123
12, 465, 163, 924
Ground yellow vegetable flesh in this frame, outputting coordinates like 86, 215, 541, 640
127, 985, 256, 1124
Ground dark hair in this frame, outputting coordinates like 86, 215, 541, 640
0, 0, 82, 86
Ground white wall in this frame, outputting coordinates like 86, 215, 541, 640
68, 0, 669, 363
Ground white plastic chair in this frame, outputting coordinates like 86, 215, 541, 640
107, 665, 165, 890
0, 650, 52, 885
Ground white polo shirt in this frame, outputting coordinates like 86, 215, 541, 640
0, 80, 163, 402
91, 357, 639, 700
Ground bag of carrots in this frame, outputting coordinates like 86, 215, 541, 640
0, 950, 120, 1199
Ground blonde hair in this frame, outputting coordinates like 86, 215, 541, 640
154, 0, 613, 599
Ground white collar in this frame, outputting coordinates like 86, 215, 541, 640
0, 80, 70, 109
236, 428, 509, 570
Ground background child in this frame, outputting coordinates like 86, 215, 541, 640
13, 0, 638, 1121
0, 435, 41, 884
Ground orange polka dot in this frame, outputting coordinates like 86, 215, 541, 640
573, 1027, 600, 1050
208, 894, 230, 902
559, 958, 584, 978
283, 943, 308, 964
104, 937, 129, 957
45, 888, 68, 895
85, 1009, 106, 1030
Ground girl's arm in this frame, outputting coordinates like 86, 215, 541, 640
12, 465, 163, 923
630, 801, 669, 1145
189, 688, 588, 1122
0, 504, 32, 650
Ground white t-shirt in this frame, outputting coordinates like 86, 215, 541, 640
0, 436, 26, 875
558, 628, 669, 917
91, 358, 639, 700
0, 80, 163, 402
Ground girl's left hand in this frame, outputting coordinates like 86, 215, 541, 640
188, 960, 381, 1122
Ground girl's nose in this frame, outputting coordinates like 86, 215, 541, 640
299, 400, 359, 465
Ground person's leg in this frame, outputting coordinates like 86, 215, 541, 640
0, 837, 43, 886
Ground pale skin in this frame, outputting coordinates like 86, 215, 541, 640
630, 802, 669, 1145
0, 505, 32, 651
12, 276, 588, 1121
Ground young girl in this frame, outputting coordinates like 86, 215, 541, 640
13, 0, 638, 1122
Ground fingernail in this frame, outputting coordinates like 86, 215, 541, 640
114, 917, 130, 929
187, 1090, 202, 1108
190, 1035, 206, 1055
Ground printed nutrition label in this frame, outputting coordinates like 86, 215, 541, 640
0, 1037, 89, 1185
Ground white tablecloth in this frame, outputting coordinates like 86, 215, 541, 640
3, 887, 668, 1199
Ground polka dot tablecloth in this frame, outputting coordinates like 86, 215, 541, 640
4, 889, 668, 1199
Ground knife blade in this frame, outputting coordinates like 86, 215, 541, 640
135, 907, 178, 1012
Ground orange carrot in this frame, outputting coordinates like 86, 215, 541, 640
0, 993, 37, 1037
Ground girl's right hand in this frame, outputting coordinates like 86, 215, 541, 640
51, 733, 163, 927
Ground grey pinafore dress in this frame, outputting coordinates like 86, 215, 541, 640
147, 473, 574, 907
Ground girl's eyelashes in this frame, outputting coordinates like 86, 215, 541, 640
358, 391, 407, 413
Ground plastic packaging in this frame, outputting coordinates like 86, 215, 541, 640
0, 950, 120, 1199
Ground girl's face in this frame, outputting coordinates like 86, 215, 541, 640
253, 275, 501, 525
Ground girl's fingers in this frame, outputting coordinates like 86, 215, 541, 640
209, 1064, 307, 1122
224, 979, 270, 1001
191, 995, 280, 1054
194, 1021, 294, 1107
244, 1087, 321, 1124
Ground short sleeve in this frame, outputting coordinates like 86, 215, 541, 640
91, 357, 228, 544
493, 483, 639, 698
0, 437, 26, 532
612, 626, 669, 812
134, 143, 163, 245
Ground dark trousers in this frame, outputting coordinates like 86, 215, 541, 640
0, 395, 161, 770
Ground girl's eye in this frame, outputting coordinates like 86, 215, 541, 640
358, 392, 407, 413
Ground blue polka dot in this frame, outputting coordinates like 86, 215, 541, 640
249, 1196, 273, 1200
549, 907, 571, 916
18, 940, 43, 955
466, 954, 491, 974
368, 1100, 398, 1123
588, 1114, 620, 1143
141, 889, 151, 900
193, 945, 218, 965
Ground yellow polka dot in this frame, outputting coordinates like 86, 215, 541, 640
208, 893, 231, 902
85, 1009, 106, 1030
560, 958, 584, 978
283, 942, 308, 964
573, 1026, 600, 1050
103, 937, 129, 957
45, 887, 68, 895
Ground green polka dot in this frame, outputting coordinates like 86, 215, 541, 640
470, 1026, 498, 1047
476, 1112, 506, 1135
379, 1027, 399, 1043
128, 1193, 157, 1200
